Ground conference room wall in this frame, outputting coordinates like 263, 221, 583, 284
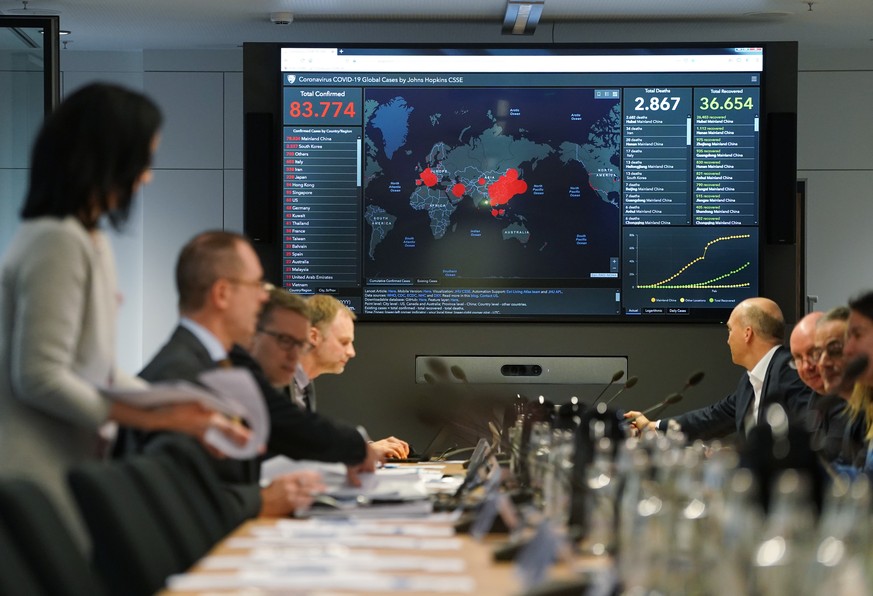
798, 72, 873, 313
38, 21, 872, 447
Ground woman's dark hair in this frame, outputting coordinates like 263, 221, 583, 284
20, 82, 162, 230
849, 290, 873, 322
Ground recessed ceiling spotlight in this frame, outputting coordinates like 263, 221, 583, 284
270, 12, 293, 25
4, 0, 59, 16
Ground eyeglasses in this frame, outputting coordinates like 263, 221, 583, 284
227, 278, 275, 293
789, 351, 819, 369
257, 328, 313, 353
812, 340, 844, 362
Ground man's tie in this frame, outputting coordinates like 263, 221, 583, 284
287, 385, 307, 410
302, 382, 316, 412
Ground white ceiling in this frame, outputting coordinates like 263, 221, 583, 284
0, 0, 871, 53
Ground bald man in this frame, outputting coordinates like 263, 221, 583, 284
628, 297, 814, 440
789, 311, 825, 394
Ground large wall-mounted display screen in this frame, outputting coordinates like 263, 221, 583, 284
245, 43, 794, 322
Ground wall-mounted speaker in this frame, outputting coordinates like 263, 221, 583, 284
764, 112, 798, 245
243, 112, 275, 243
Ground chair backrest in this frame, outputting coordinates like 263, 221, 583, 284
0, 478, 106, 596
121, 455, 216, 567
68, 460, 183, 596
143, 434, 247, 533
151, 452, 229, 543
0, 517, 47, 596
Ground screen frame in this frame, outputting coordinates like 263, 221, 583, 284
243, 41, 798, 325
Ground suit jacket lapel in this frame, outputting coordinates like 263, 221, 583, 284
735, 375, 754, 432
756, 346, 785, 424
172, 325, 219, 369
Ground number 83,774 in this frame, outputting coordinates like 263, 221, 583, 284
288, 101, 357, 118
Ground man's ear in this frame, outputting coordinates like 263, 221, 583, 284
309, 324, 320, 345
744, 326, 753, 343
211, 279, 231, 310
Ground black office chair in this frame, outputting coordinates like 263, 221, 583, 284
0, 478, 106, 596
143, 433, 247, 535
157, 452, 232, 543
68, 460, 183, 596
0, 518, 47, 596
121, 454, 216, 567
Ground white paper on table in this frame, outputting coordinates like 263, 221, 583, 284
268, 519, 455, 537
102, 368, 268, 459
166, 571, 475, 593
226, 533, 462, 550
260, 455, 347, 482
261, 455, 431, 501
329, 473, 429, 501
300, 500, 436, 520
200, 552, 466, 573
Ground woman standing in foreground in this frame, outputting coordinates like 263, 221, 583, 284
0, 83, 246, 550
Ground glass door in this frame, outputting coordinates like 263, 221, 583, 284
0, 15, 59, 254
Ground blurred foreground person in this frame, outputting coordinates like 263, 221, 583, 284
0, 84, 247, 549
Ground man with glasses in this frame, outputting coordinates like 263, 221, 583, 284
123, 231, 327, 520
789, 310, 845, 461
810, 307, 857, 463
239, 289, 381, 474
815, 307, 850, 396
247, 291, 408, 460
248, 290, 314, 407
789, 311, 825, 394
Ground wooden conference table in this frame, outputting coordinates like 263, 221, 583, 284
158, 462, 608, 595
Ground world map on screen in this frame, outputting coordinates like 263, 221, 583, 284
363, 88, 621, 281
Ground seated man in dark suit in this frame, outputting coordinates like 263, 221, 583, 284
793, 309, 850, 462
626, 297, 814, 440
131, 230, 328, 519
815, 305, 867, 468
249, 292, 409, 460
232, 288, 383, 478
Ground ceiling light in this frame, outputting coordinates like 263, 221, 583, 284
502, 0, 544, 35
4, 0, 58, 16
270, 12, 293, 25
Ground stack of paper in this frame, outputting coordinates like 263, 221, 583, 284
165, 518, 475, 593
102, 368, 269, 458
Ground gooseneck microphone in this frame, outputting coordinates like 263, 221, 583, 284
604, 375, 639, 406
681, 370, 706, 392
624, 370, 700, 431
590, 369, 625, 406
644, 392, 684, 420
627, 393, 684, 426
450, 365, 469, 383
